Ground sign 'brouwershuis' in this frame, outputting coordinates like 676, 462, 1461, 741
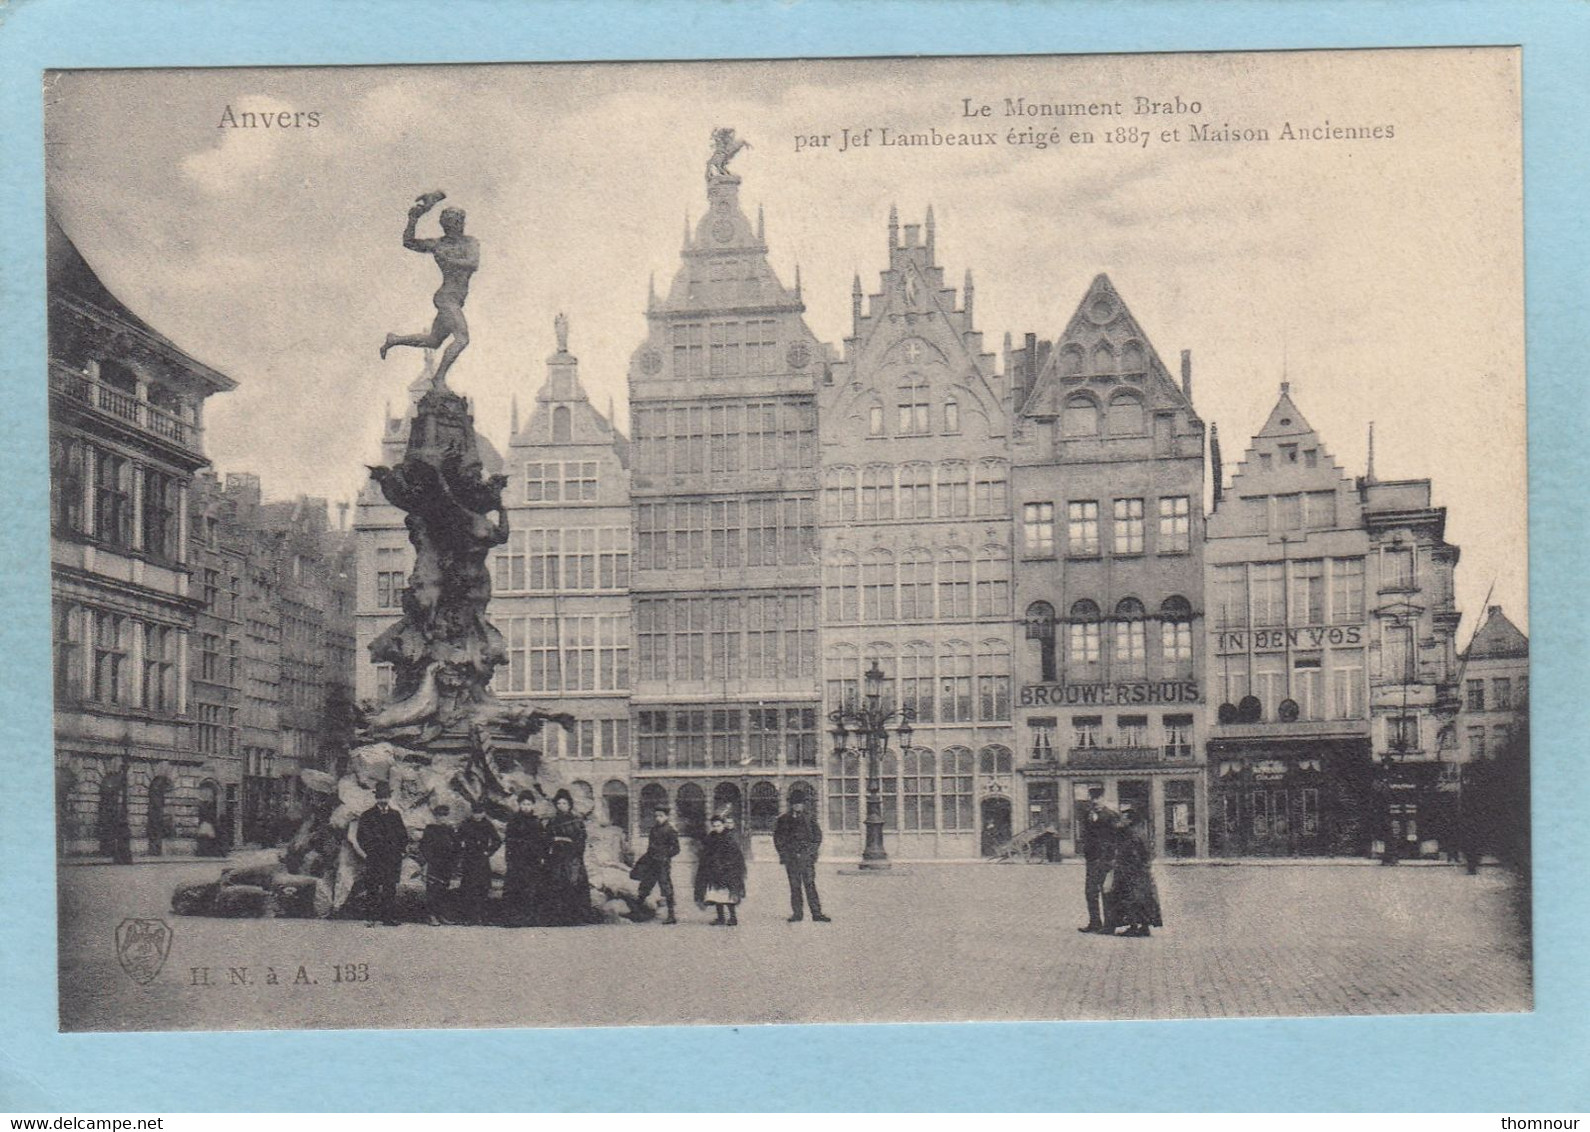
1019, 681, 1199, 707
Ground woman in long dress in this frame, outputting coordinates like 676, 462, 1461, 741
1106, 806, 1163, 937
694, 814, 748, 926
501, 791, 546, 926
542, 789, 593, 925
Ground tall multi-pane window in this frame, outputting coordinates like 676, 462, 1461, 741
978, 639, 1012, 721
672, 321, 705, 378
1072, 716, 1102, 748
938, 462, 970, 517
899, 641, 935, 723
938, 640, 974, 723
902, 750, 936, 830
1383, 546, 1415, 590
1382, 622, 1413, 683
1493, 677, 1513, 710
825, 644, 859, 709
1067, 501, 1100, 556
1273, 493, 1303, 532
744, 319, 778, 375
1068, 600, 1102, 665
898, 463, 933, 519
1163, 715, 1194, 759
1305, 490, 1337, 529
898, 550, 933, 620
50, 437, 86, 533
1290, 559, 1325, 624
525, 462, 558, 502
94, 453, 132, 548
141, 623, 176, 713
91, 610, 128, 704
1022, 502, 1055, 557
823, 466, 857, 523
861, 550, 896, 622
1113, 498, 1145, 555
940, 748, 975, 831
564, 462, 599, 501
1112, 599, 1146, 677
897, 379, 930, 435
529, 529, 561, 589
860, 465, 894, 520
1253, 654, 1286, 718
825, 553, 859, 622
1333, 649, 1366, 719
142, 469, 179, 560
1250, 563, 1285, 626
1213, 564, 1248, 629
377, 546, 407, 607
709, 597, 741, 680
1158, 496, 1191, 553
1159, 596, 1193, 665
598, 527, 630, 589
974, 546, 1010, 619
708, 501, 740, 569
937, 549, 972, 620
708, 322, 741, 377
1028, 718, 1057, 761
1293, 657, 1324, 719
1331, 558, 1365, 623
974, 459, 1009, 516
1466, 679, 1486, 711
828, 752, 861, 831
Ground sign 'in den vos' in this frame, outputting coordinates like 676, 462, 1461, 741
1216, 625, 1365, 653
1019, 681, 1199, 707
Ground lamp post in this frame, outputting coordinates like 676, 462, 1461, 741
828, 660, 915, 870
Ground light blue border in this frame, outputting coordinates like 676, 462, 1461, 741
2, 0, 1585, 1113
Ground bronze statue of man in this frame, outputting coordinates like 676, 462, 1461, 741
380, 191, 480, 387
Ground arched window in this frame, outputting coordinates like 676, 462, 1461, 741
676, 782, 707, 840
898, 462, 933, 519
1160, 595, 1194, 665
974, 459, 1009, 516
976, 546, 1010, 619
897, 377, 930, 435
902, 749, 936, 830
712, 781, 743, 826
941, 747, 975, 831
937, 461, 970, 516
978, 638, 1012, 721
979, 744, 1014, 774
1025, 600, 1057, 683
823, 466, 857, 523
1068, 599, 1102, 666
1113, 597, 1147, 676
824, 551, 859, 622
900, 640, 936, 723
1092, 342, 1115, 375
639, 782, 669, 820
552, 405, 572, 444
1059, 345, 1085, 376
1062, 394, 1100, 437
938, 547, 972, 619
939, 639, 974, 722
602, 779, 629, 830
825, 642, 860, 710
943, 397, 961, 434
862, 548, 896, 622
749, 781, 780, 832
861, 464, 894, 520
1121, 341, 1147, 374
899, 548, 935, 620
1108, 391, 1145, 436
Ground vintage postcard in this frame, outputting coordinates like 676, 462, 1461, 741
43, 48, 1528, 1034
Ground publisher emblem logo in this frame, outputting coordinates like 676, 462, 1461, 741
115, 918, 173, 985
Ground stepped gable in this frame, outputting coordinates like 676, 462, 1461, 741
1018, 273, 1190, 421
1464, 605, 1529, 660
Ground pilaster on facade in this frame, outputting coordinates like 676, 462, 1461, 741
821, 206, 1014, 860
625, 164, 829, 846
1011, 274, 1208, 860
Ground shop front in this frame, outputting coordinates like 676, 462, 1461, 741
1373, 758, 1452, 860
1207, 736, 1374, 856
1021, 759, 1206, 859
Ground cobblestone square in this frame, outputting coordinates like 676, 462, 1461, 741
58, 858, 1531, 1032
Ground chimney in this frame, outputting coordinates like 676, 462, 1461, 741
336, 501, 350, 531
1210, 423, 1224, 508
1180, 349, 1192, 399
888, 204, 899, 250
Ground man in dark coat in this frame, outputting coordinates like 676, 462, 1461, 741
633, 804, 680, 924
1077, 786, 1119, 934
417, 803, 460, 926
354, 782, 410, 927
773, 797, 829, 922
456, 799, 503, 925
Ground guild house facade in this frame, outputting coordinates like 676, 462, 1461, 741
624, 166, 831, 854
1008, 276, 1208, 859
821, 208, 1016, 860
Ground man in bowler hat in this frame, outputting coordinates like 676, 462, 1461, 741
1077, 786, 1119, 933
354, 782, 411, 926
773, 796, 829, 922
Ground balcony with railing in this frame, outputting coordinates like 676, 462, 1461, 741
51, 361, 197, 451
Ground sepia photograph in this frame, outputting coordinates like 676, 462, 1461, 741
42, 47, 1529, 1035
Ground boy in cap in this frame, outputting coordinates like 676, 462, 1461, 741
633, 803, 680, 924
456, 799, 503, 926
417, 803, 460, 926
354, 781, 410, 927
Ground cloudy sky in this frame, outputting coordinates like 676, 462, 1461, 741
44, 49, 1524, 635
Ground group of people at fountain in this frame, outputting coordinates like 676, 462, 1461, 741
353, 783, 594, 927
1075, 786, 1165, 938
352, 783, 831, 928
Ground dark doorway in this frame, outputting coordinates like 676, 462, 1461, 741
146, 776, 171, 856
97, 772, 130, 861
980, 795, 1013, 857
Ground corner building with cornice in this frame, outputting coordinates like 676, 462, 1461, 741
626, 165, 829, 854
1009, 276, 1208, 859
821, 208, 1016, 859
